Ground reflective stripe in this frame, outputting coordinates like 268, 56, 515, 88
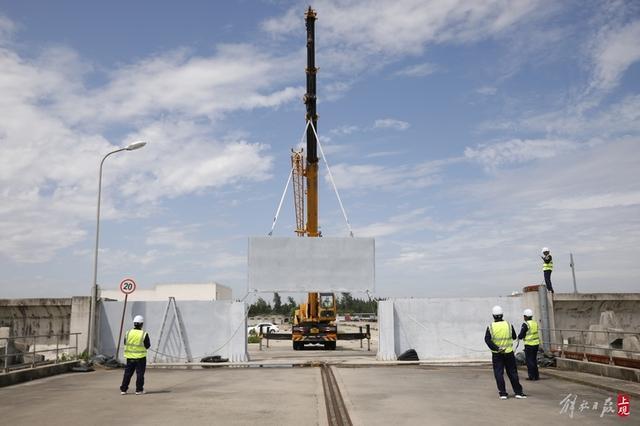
124, 329, 147, 359
524, 320, 540, 346
489, 321, 513, 354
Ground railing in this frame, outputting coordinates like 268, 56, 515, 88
544, 328, 640, 368
1, 332, 81, 373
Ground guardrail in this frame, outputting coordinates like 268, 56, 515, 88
1, 332, 81, 373
545, 328, 640, 368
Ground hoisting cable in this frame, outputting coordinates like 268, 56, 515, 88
267, 120, 311, 236
268, 168, 293, 236
308, 120, 354, 237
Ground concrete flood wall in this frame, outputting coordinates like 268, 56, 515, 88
551, 293, 640, 358
377, 296, 528, 362
0, 297, 90, 361
98, 300, 248, 362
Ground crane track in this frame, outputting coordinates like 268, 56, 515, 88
321, 364, 353, 426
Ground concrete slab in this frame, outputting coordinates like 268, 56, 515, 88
334, 366, 625, 425
0, 364, 631, 425
0, 368, 326, 426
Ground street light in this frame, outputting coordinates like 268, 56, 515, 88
87, 141, 147, 357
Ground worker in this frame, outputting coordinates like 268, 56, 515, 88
541, 247, 554, 293
484, 306, 526, 400
120, 315, 151, 395
518, 309, 540, 381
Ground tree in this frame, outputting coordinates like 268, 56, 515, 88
273, 292, 282, 314
248, 297, 271, 316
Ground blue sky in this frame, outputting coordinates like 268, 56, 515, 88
1, 0, 639, 300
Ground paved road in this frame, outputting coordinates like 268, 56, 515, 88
0, 364, 626, 425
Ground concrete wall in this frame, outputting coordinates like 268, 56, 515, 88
248, 237, 375, 293
378, 296, 525, 361
98, 300, 247, 362
553, 293, 640, 334
0, 299, 72, 345
100, 283, 233, 302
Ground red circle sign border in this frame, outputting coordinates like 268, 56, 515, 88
119, 278, 136, 294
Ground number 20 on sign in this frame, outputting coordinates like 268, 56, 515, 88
120, 278, 136, 294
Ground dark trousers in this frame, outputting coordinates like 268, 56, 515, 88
544, 270, 554, 292
120, 357, 146, 392
524, 345, 540, 380
492, 352, 523, 396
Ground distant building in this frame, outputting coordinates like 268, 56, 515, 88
100, 282, 232, 302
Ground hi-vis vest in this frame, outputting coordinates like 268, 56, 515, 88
489, 321, 513, 354
543, 257, 553, 271
524, 320, 540, 346
124, 329, 148, 359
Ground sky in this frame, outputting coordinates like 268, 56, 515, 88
1, 0, 639, 301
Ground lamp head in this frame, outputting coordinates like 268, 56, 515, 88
125, 141, 146, 151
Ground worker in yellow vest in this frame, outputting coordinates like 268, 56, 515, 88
484, 306, 526, 400
518, 308, 540, 381
120, 315, 151, 395
541, 247, 554, 293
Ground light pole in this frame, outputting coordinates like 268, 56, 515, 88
87, 141, 147, 357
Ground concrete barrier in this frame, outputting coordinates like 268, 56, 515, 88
98, 300, 248, 362
378, 296, 525, 361
0, 361, 80, 387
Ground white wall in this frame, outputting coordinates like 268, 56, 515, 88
248, 237, 375, 292
378, 296, 526, 361
98, 300, 247, 362
100, 283, 232, 302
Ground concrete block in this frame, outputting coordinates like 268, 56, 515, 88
623, 335, 640, 353
248, 237, 375, 292
70, 296, 90, 355
22, 353, 45, 364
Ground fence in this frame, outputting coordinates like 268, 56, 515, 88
1, 332, 81, 373
546, 328, 640, 369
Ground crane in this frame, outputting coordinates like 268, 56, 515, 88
290, 7, 338, 350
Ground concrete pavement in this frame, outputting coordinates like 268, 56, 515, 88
0, 364, 629, 425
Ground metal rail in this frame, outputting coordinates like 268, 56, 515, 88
542, 328, 640, 368
321, 364, 353, 426
1, 332, 81, 373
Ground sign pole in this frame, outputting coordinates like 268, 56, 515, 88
115, 293, 128, 360
115, 278, 136, 361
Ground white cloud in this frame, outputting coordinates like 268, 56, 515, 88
395, 62, 437, 77
328, 159, 449, 191
374, 118, 410, 131
0, 18, 301, 263
464, 138, 577, 170
355, 209, 434, 238
589, 20, 640, 92
264, 0, 546, 55
146, 226, 202, 250
377, 137, 640, 295
330, 125, 360, 136
476, 86, 497, 95
539, 191, 640, 210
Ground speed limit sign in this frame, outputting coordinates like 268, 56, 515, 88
120, 278, 136, 295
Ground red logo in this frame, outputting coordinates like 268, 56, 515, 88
617, 394, 630, 417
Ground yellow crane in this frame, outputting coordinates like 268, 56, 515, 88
290, 7, 337, 350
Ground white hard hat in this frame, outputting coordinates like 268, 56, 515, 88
133, 315, 144, 323
523, 309, 533, 317
542, 247, 550, 253
492, 305, 503, 316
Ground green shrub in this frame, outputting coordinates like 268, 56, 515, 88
247, 335, 261, 344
